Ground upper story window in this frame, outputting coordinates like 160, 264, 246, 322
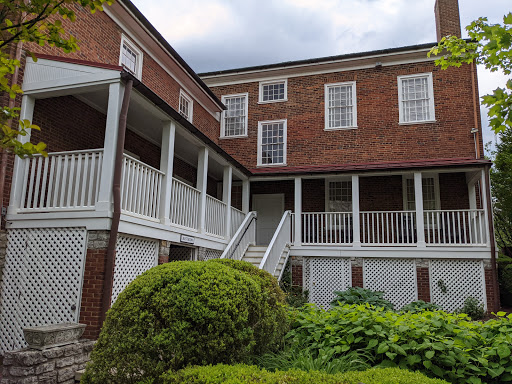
398, 73, 435, 124
403, 175, 440, 211
120, 35, 143, 79
327, 180, 352, 212
324, 81, 357, 130
259, 79, 287, 103
221, 93, 248, 138
257, 119, 287, 166
179, 90, 193, 122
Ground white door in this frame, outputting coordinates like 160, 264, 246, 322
253, 194, 284, 245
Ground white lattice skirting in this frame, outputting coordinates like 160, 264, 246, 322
0, 228, 87, 355
203, 248, 222, 261
363, 258, 417, 309
430, 259, 486, 312
304, 257, 352, 309
111, 235, 158, 304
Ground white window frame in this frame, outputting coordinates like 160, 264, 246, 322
324, 81, 357, 131
179, 89, 193, 122
397, 72, 436, 124
257, 119, 287, 167
324, 178, 353, 212
402, 174, 441, 211
220, 93, 249, 139
119, 35, 143, 79
258, 79, 288, 103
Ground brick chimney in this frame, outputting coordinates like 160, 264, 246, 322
434, 0, 461, 41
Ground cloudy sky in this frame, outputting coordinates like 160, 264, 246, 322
131, 0, 510, 147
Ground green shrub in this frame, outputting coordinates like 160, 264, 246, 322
287, 304, 512, 383
81, 261, 288, 383
278, 264, 309, 308
161, 364, 450, 384
331, 287, 394, 310
401, 300, 442, 313
455, 296, 486, 320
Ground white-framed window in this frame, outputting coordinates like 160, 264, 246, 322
179, 90, 193, 122
324, 81, 357, 130
325, 179, 352, 212
257, 119, 287, 166
119, 35, 143, 79
402, 174, 440, 211
259, 79, 287, 103
221, 93, 248, 138
398, 73, 435, 124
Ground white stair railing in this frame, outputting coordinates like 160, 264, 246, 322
230, 207, 245, 238
424, 209, 486, 246
120, 154, 164, 220
259, 211, 292, 278
221, 211, 257, 261
19, 149, 104, 212
169, 178, 200, 230
205, 195, 227, 237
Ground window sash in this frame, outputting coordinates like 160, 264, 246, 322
328, 181, 352, 212
261, 82, 286, 102
406, 177, 437, 210
260, 122, 285, 165
121, 43, 137, 74
223, 96, 247, 137
179, 94, 190, 119
327, 84, 355, 128
400, 76, 432, 122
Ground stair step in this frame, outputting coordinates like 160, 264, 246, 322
247, 246, 268, 252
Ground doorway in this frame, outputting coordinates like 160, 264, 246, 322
252, 193, 285, 245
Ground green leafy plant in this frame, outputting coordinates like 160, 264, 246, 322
331, 287, 394, 310
400, 300, 442, 313
81, 260, 288, 383
278, 263, 309, 308
162, 365, 451, 384
437, 279, 448, 294
286, 304, 512, 383
455, 296, 486, 320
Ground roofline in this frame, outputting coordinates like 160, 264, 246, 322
118, 0, 226, 110
33, 53, 124, 71
199, 42, 439, 77
121, 72, 250, 176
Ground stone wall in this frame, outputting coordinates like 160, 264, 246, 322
1, 340, 94, 384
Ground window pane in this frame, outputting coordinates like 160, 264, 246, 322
401, 77, 431, 122
224, 96, 246, 136
405, 177, 436, 210
260, 122, 284, 164
327, 85, 353, 128
179, 94, 190, 120
328, 181, 352, 211
262, 82, 285, 101
121, 43, 137, 74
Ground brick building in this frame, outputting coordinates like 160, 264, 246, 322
0, 0, 498, 354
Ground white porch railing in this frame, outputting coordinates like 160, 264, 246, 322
170, 178, 200, 230
425, 209, 486, 246
260, 211, 292, 278
300, 212, 353, 245
205, 195, 227, 237
361, 211, 417, 245
230, 207, 245, 238
120, 154, 164, 220
18, 149, 103, 212
221, 211, 257, 260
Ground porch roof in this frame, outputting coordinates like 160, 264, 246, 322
249, 157, 492, 176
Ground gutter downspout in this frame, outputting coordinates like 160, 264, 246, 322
485, 165, 500, 312
0, 41, 24, 225
100, 79, 133, 324
470, 61, 481, 159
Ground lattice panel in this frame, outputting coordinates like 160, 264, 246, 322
169, 245, 193, 262
0, 228, 86, 355
430, 259, 486, 312
203, 249, 222, 261
111, 235, 158, 304
363, 258, 417, 309
307, 257, 351, 309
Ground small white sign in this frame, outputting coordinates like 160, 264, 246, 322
180, 235, 195, 244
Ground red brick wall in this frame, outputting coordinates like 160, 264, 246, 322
360, 176, 403, 211
209, 63, 483, 170
435, 0, 461, 40
417, 267, 431, 302
303, 179, 325, 212
291, 262, 303, 286
80, 248, 107, 340
485, 268, 499, 312
250, 180, 294, 211
439, 172, 469, 209
351, 266, 364, 288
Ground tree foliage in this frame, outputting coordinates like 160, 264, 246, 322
429, 12, 512, 134
0, 0, 111, 157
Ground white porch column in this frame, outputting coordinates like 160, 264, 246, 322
351, 175, 361, 248
8, 95, 35, 214
96, 82, 125, 212
468, 182, 477, 210
197, 147, 209, 233
159, 121, 176, 225
223, 166, 233, 238
294, 177, 302, 245
414, 172, 426, 247
480, 168, 491, 246
242, 179, 250, 213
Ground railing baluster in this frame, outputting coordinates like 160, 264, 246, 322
32, 157, 43, 209
26, 158, 37, 209
39, 156, 49, 208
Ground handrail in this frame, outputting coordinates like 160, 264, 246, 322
221, 211, 257, 260
30, 148, 105, 157
122, 153, 164, 175
259, 210, 292, 276
172, 177, 200, 193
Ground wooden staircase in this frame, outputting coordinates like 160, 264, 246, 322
242, 245, 287, 279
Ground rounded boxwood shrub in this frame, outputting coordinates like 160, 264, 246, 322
161, 364, 451, 384
81, 260, 288, 383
